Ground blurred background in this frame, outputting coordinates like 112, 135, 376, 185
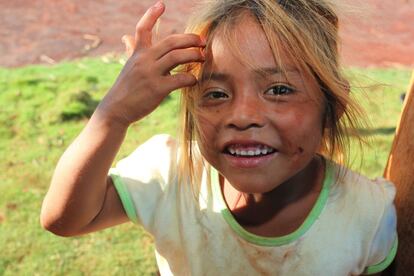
0, 0, 413, 275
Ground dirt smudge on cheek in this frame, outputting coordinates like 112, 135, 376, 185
280, 133, 300, 157
279, 137, 312, 177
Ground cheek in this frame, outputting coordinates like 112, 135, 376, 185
195, 113, 218, 137
277, 105, 324, 154
194, 104, 226, 133
193, 112, 221, 156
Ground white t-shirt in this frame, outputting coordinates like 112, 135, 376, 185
109, 134, 397, 275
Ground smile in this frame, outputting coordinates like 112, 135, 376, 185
225, 144, 276, 157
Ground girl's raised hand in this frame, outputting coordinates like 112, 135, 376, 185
97, 1, 205, 127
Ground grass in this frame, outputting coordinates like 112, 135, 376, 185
0, 56, 411, 275
345, 68, 412, 176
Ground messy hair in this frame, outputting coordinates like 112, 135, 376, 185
177, 0, 365, 189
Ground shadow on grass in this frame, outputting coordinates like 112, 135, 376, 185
60, 90, 99, 121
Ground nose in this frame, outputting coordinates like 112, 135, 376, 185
224, 92, 266, 131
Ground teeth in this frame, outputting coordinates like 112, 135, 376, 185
227, 145, 275, 157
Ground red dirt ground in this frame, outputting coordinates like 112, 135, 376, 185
0, 0, 413, 68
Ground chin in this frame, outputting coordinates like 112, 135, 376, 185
226, 174, 283, 194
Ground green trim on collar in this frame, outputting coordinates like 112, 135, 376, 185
211, 160, 334, 247
110, 172, 140, 224
363, 237, 398, 275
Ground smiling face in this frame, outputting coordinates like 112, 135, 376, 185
194, 14, 326, 194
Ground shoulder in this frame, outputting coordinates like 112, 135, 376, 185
110, 134, 180, 200
329, 163, 395, 210
324, 163, 397, 274
109, 134, 182, 228
122, 134, 177, 163
325, 162, 396, 243
114, 134, 178, 177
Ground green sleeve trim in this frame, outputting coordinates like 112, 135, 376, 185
110, 172, 140, 224
212, 159, 334, 247
363, 237, 398, 274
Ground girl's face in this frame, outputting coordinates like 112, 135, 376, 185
195, 15, 325, 194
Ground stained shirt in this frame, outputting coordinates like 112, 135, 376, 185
110, 134, 397, 275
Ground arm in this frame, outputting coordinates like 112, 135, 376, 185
40, 1, 205, 237
40, 113, 129, 237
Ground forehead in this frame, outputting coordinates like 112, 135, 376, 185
198, 13, 322, 102
206, 13, 297, 74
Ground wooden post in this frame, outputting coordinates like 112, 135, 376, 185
384, 71, 414, 275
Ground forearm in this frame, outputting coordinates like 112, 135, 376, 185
40, 1, 204, 236
40, 109, 128, 235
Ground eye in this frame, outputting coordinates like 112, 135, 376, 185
203, 90, 229, 100
198, 89, 229, 107
265, 85, 294, 96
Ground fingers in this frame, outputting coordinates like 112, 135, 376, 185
161, 73, 198, 92
122, 35, 135, 57
156, 47, 204, 75
135, 1, 165, 49
153, 34, 205, 59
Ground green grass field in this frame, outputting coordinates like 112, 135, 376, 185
0, 56, 411, 275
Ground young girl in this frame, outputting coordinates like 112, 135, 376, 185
41, 0, 397, 275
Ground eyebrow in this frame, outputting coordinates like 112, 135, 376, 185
200, 67, 299, 83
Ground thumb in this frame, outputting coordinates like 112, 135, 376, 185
122, 35, 135, 57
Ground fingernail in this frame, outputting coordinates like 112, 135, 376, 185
154, 1, 164, 9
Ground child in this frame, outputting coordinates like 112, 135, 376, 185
41, 0, 397, 275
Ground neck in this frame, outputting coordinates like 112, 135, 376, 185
222, 156, 325, 227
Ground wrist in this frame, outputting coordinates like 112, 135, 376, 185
90, 105, 131, 133
93, 96, 135, 127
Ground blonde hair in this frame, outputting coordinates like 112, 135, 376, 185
177, 0, 365, 189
